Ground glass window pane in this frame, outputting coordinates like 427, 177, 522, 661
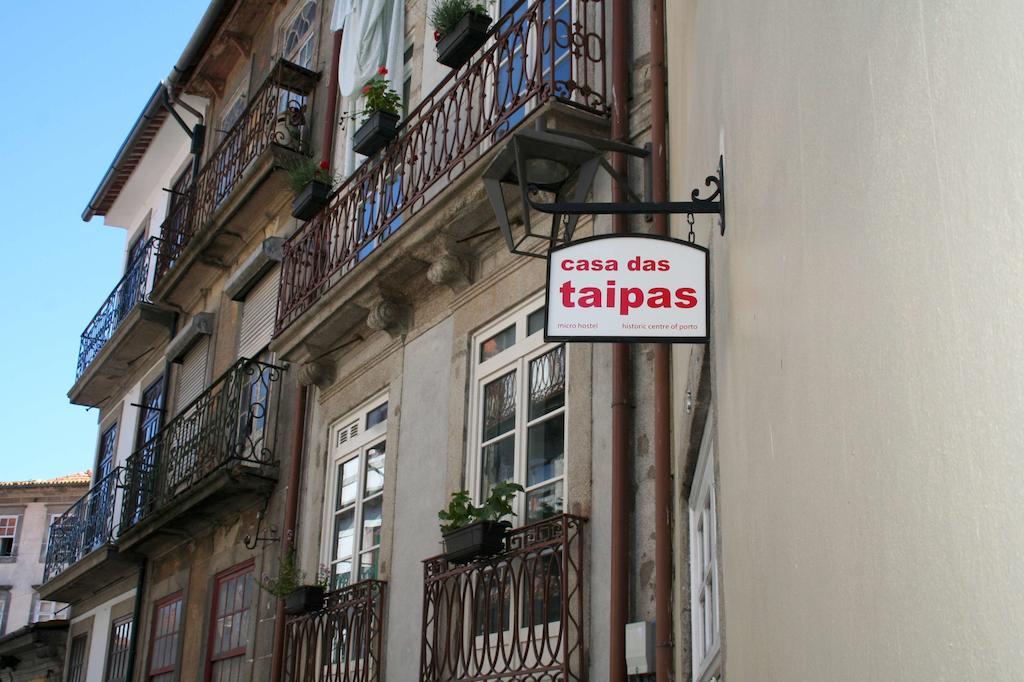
529, 346, 565, 419
480, 324, 516, 362
361, 497, 382, 550
481, 436, 516, 499
337, 459, 359, 509
333, 560, 352, 589
527, 308, 545, 336
526, 414, 564, 486
359, 549, 379, 581
364, 443, 386, 497
366, 402, 388, 429
482, 372, 516, 440
526, 480, 564, 523
333, 509, 354, 562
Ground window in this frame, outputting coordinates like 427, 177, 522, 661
0, 590, 8, 635
175, 338, 209, 413
206, 562, 254, 682
104, 614, 134, 682
33, 594, 65, 622
281, 0, 318, 69
689, 425, 721, 681
470, 299, 566, 523
97, 423, 118, 480
41, 511, 61, 561
323, 398, 388, 589
237, 271, 279, 359
0, 516, 17, 557
67, 633, 88, 682
148, 594, 183, 682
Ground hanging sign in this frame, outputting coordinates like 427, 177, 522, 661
545, 234, 709, 343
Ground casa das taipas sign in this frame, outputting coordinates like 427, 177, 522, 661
545, 235, 709, 343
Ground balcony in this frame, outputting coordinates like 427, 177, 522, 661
39, 469, 139, 602
70, 236, 175, 406
273, 0, 609, 341
152, 59, 319, 307
283, 580, 387, 682
117, 358, 283, 552
420, 515, 586, 682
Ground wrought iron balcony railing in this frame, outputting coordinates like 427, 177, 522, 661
420, 515, 586, 682
119, 358, 283, 534
283, 580, 387, 682
275, 0, 609, 333
155, 60, 318, 285
76, 237, 161, 379
43, 468, 121, 583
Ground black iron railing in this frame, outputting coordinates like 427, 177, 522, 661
420, 515, 586, 681
284, 580, 387, 682
119, 358, 283, 534
76, 237, 161, 379
155, 59, 319, 285
42, 468, 121, 583
275, 0, 609, 333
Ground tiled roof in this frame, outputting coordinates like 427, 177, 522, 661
0, 471, 92, 488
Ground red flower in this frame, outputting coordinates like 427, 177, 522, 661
319, 160, 330, 170
434, 30, 441, 41
377, 65, 388, 76
362, 84, 371, 94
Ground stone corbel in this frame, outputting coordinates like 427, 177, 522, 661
366, 296, 411, 339
222, 32, 252, 59
297, 358, 336, 390
427, 251, 472, 292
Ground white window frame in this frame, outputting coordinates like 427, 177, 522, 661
0, 515, 18, 558
466, 294, 567, 524
689, 423, 721, 682
279, 0, 320, 70
32, 594, 64, 623
320, 394, 389, 590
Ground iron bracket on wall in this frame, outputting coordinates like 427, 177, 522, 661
528, 155, 726, 235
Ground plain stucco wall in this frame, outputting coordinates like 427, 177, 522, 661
670, 0, 1024, 679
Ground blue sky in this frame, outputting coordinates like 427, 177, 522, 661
0, 1, 209, 481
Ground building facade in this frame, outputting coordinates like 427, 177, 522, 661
45, 0, 1024, 681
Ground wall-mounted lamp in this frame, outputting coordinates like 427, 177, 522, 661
483, 121, 725, 258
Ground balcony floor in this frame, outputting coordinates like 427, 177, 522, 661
37, 543, 140, 603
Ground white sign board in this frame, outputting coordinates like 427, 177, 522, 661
545, 235, 709, 342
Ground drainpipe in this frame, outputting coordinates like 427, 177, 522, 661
649, 0, 673, 680
610, 0, 631, 680
269, 384, 309, 682
125, 560, 147, 682
321, 29, 345, 167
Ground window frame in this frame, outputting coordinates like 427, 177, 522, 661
96, 421, 120, 481
466, 295, 568, 524
321, 395, 389, 590
689, 424, 721, 682
204, 560, 255, 682
0, 590, 8, 635
103, 613, 135, 682
66, 632, 89, 682
147, 592, 184, 682
279, 0, 320, 70
0, 515, 19, 559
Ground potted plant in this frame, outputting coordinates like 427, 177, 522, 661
431, 0, 493, 69
438, 481, 524, 563
352, 66, 402, 157
287, 158, 334, 221
259, 552, 329, 615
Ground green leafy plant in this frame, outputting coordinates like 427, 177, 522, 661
430, 0, 488, 39
359, 66, 402, 122
438, 481, 525, 534
258, 550, 305, 598
285, 157, 335, 194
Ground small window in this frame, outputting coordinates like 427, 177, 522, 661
207, 563, 254, 681
148, 594, 183, 682
689, 425, 721, 681
33, 595, 65, 623
0, 516, 17, 557
0, 590, 8, 635
479, 324, 516, 362
282, 0, 319, 69
104, 614, 134, 682
365, 403, 388, 429
526, 308, 545, 336
67, 633, 89, 682
97, 424, 118, 480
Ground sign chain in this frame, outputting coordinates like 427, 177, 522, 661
687, 213, 696, 243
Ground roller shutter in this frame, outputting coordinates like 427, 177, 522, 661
237, 270, 279, 359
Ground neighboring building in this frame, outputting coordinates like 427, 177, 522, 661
45, 1, 1024, 681
0, 473, 88, 682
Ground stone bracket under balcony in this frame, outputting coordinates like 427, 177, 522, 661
69, 302, 176, 407
116, 462, 278, 555
37, 543, 141, 603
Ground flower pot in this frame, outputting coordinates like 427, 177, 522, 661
284, 585, 325, 615
291, 179, 331, 221
436, 11, 493, 69
352, 110, 401, 157
442, 520, 509, 563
